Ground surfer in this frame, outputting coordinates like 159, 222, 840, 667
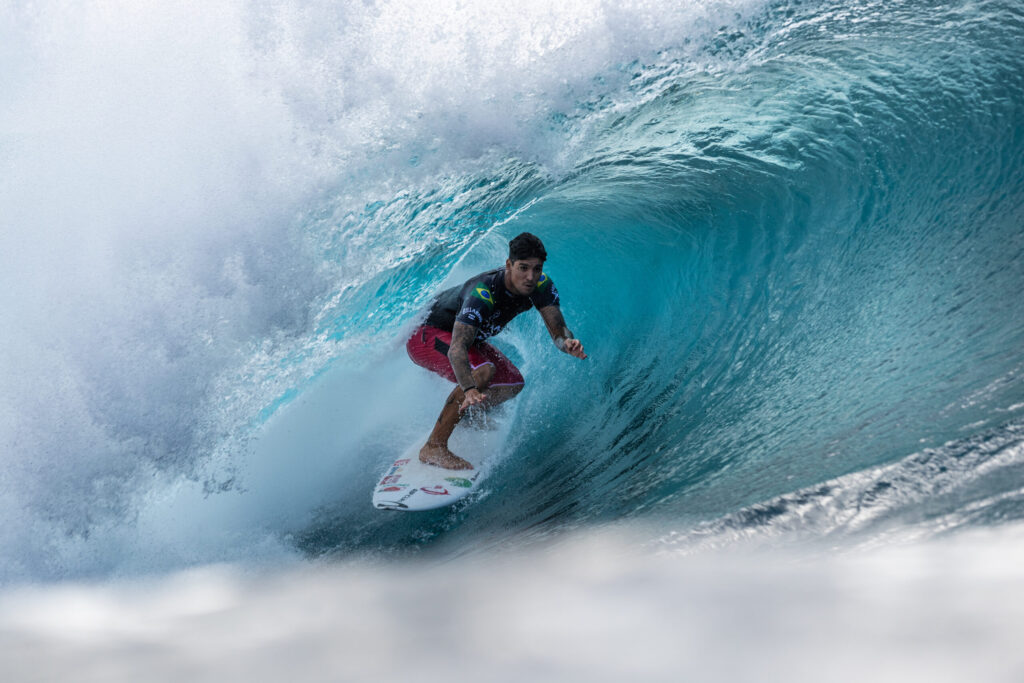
407, 232, 587, 469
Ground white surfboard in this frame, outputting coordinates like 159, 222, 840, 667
372, 414, 509, 511
371, 446, 484, 511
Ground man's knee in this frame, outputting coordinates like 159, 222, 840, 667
473, 363, 496, 385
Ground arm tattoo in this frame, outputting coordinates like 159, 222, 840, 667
448, 322, 479, 391
539, 306, 573, 351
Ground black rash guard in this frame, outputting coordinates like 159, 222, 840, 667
423, 268, 560, 342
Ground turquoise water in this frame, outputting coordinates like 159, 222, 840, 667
1, 0, 1022, 580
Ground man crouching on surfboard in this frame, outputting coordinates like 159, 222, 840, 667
406, 232, 587, 469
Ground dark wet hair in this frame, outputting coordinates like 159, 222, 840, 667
508, 232, 547, 262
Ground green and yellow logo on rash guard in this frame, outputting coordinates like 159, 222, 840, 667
473, 285, 494, 307
537, 273, 550, 289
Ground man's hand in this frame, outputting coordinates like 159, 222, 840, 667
563, 338, 587, 359
460, 387, 488, 412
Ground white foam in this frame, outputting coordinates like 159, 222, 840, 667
2, 524, 1023, 682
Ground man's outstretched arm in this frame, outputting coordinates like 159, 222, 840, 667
538, 305, 587, 359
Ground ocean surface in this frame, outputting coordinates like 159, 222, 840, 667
1, 0, 1023, 679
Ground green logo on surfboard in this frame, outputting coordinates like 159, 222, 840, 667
444, 477, 473, 488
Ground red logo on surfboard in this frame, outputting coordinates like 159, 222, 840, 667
420, 486, 449, 496
394, 459, 410, 466
381, 475, 401, 485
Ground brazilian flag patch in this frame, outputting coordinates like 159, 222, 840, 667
537, 273, 551, 289
472, 284, 494, 308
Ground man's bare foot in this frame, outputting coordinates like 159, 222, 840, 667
419, 443, 473, 470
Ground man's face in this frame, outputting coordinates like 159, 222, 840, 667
506, 257, 544, 296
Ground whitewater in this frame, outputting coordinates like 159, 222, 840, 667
1, 0, 1023, 679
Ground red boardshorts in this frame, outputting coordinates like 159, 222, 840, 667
407, 325, 524, 387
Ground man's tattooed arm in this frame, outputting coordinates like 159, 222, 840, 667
448, 322, 479, 391
538, 305, 573, 350
539, 305, 587, 359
